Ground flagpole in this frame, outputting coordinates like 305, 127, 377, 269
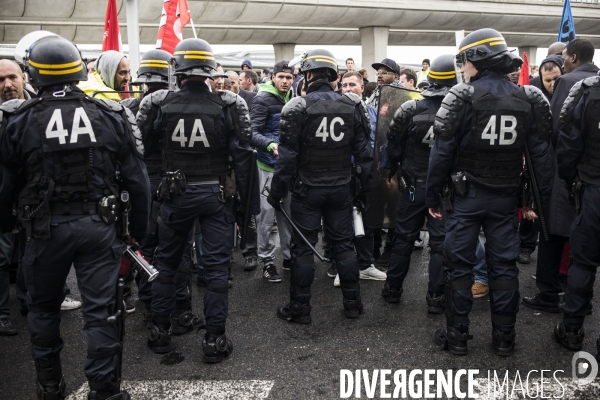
125, 0, 140, 79
189, 18, 198, 39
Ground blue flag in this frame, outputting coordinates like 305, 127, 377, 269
558, 0, 576, 44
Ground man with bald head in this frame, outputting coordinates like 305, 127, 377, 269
0, 59, 31, 104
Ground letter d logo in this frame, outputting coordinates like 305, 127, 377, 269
572, 351, 598, 385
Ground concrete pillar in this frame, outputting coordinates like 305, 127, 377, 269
519, 46, 537, 67
360, 26, 389, 80
273, 43, 296, 63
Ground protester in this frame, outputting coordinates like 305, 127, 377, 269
78, 50, 130, 101
416, 59, 430, 83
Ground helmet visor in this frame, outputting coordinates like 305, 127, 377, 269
455, 53, 469, 83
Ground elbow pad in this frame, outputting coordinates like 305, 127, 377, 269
433, 83, 473, 138
388, 100, 417, 143
219, 90, 252, 142
279, 96, 306, 145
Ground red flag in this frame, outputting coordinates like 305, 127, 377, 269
102, 0, 122, 52
518, 51, 530, 86
156, 0, 192, 54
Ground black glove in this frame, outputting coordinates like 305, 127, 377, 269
353, 192, 369, 213
267, 193, 282, 211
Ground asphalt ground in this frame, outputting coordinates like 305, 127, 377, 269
2, 233, 600, 399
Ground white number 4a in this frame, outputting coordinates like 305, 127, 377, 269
481, 115, 517, 145
45, 107, 97, 144
171, 119, 210, 147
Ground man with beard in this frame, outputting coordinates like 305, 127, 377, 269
78, 50, 130, 102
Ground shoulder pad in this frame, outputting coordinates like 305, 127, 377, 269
559, 79, 587, 131
119, 97, 139, 111
340, 93, 370, 134
220, 91, 252, 142
122, 107, 144, 158
279, 96, 306, 145
583, 75, 600, 88
94, 98, 124, 112
388, 100, 418, 143
520, 86, 552, 141
433, 83, 473, 138
137, 90, 169, 134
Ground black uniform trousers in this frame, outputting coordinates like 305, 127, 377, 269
387, 182, 445, 296
290, 184, 360, 302
535, 233, 568, 305
562, 185, 600, 329
137, 179, 194, 310
444, 186, 520, 333
23, 216, 125, 384
153, 186, 233, 328
519, 218, 537, 254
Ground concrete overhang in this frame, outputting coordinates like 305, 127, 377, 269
1, 0, 599, 47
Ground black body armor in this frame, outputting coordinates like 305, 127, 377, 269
579, 85, 600, 184
404, 104, 437, 180
160, 91, 229, 180
298, 97, 355, 186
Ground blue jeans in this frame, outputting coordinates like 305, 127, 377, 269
473, 230, 488, 285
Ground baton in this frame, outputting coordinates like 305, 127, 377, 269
261, 176, 329, 262
524, 142, 550, 242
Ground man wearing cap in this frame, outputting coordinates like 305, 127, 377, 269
250, 61, 295, 283
78, 50, 130, 102
417, 59, 430, 84
367, 58, 404, 110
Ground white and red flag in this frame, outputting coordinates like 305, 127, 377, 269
156, 0, 194, 54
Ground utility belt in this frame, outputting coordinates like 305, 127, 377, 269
157, 169, 236, 202
436, 171, 469, 213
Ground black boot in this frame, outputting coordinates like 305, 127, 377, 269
426, 293, 445, 314
202, 326, 233, 364
277, 300, 312, 324
381, 282, 403, 304
492, 327, 516, 357
36, 364, 66, 400
435, 326, 472, 356
147, 316, 173, 354
343, 295, 364, 319
171, 301, 203, 335
554, 322, 584, 351
88, 381, 130, 400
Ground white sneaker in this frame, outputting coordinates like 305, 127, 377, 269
414, 238, 425, 248
60, 296, 82, 311
359, 265, 387, 281
334, 274, 340, 287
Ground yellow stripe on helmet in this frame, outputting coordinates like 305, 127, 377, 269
428, 70, 455, 76
459, 37, 505, 53
141, 59, 170, 65
140, 63, 169, 68
29, 59, 82, 69
38, 64, 84, 75
183, 55, 215, 60
174, 50, 214, 56
429, 72, 456, 79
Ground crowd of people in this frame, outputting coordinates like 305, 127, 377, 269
0, 27, 598, 400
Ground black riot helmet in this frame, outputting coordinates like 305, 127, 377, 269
428, 54, 458, 86
295, 49, 338, 82
456, 28, 522, 74
135, 49, 172, 84
172, 38, 217, 78
25, 36, 87, 88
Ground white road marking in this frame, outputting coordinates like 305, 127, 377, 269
66, 380, 274, 400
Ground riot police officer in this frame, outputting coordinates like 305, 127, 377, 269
426, 29, 555, 356
554, 73, 600, 352
382, 55, 458, 313
136, 38, 259, 362
121, 49, 200, 334
0, 36, 150, 399
267, 49, 373, 322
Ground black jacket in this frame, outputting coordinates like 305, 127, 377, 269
250, 89, 286, 167
238, 89, 257, 109
550, 63, 600, 140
